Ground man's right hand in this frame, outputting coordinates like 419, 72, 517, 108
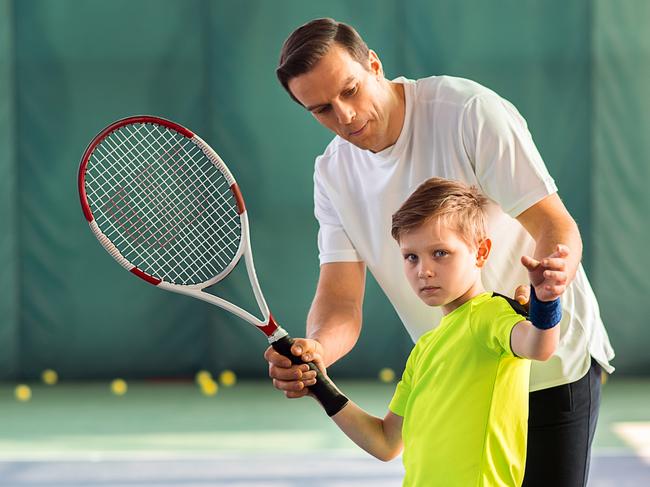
264, 338, 323, 399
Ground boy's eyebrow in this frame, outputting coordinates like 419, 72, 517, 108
305, 76, 356, 111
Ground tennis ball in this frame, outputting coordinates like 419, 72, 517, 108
219, 370, 237, 387
378, 368, 396, 383
200, 379, 219, 396
110, 378, 128, 396
195, 370, 213, 386
41, 369, 58, 385
15, 384, 32, 402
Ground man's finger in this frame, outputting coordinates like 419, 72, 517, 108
268, 363, 308, 381
264, 346, 293, 368
273, 377, 309, 393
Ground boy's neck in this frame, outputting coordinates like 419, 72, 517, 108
441, 280, 486, 315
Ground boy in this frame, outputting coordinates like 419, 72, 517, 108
303, 177, 563, 486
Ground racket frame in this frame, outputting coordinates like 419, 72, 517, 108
78, 115, 348, 416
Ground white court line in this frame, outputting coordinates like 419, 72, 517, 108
613, 422, 650, 464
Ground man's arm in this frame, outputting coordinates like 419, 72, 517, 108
264, 261, 365, 398
515, 193, 582, 303
307, 261, 366, 365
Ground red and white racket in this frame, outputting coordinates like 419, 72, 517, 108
78, 115, 348, 416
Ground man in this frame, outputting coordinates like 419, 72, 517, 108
266, 18, 614, 486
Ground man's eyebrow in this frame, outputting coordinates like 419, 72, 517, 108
305, 76, 357, 112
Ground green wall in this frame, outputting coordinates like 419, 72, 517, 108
0, 0, 646, 379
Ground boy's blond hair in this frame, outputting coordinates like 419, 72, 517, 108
391, 177, 489, 246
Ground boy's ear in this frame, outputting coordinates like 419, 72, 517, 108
476, 238, 492, 268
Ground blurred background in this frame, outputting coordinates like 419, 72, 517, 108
0, 0, 648, 485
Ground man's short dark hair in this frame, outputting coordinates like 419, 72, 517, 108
276, 18, 369, 104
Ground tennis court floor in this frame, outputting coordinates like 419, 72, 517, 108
0, 379, 648, 486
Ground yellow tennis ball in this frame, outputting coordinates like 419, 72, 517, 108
110, 379, 128, 396
379, 368, 395, 383
15, 384, 32, 402
195, 370, 213, 385
219, 370, 237, 387
200, 379, 219, 396
42, 369, 58, 385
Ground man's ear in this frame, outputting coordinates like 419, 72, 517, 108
476, 238, 492, 268
368, 49, 383, 77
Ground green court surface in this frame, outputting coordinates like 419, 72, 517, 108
0, 378, 648, 485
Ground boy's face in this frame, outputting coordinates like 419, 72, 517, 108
399, 217, 490, 315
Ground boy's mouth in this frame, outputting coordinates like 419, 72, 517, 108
420, 286, 441, 294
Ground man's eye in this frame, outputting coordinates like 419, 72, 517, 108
344, 85, 358, 97
315, 106, 331, 114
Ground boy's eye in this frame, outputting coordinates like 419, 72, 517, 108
433, 250, 448, 258
404, 253, 418, 263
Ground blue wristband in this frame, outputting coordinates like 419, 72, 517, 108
529, 286, 562, 329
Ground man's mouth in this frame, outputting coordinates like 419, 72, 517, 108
349, 122, 368, 137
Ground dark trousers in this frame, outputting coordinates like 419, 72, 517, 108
522, 358, 602, 487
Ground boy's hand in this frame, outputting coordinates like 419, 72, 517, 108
521, 244, 570, 302
264, 338, 323, 398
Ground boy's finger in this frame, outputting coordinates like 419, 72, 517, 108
520, 255, 540, 270
543, 270, 568, 284
541, 257, 566, 271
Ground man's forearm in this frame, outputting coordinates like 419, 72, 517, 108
517, 193, 583, 284
307, 300, 362, 367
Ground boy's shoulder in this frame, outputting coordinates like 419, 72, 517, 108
485, 292, 529, 319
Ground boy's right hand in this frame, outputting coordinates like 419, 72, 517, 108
264, 338, 323, 398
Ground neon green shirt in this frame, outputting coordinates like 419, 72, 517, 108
389, 292, 530, 487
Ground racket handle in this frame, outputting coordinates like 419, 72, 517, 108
272, 335, 349, 417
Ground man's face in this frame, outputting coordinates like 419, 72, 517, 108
288, 45, 393, 152
399, 218, 488, 315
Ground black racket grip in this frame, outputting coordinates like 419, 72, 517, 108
272, 335, 349, 417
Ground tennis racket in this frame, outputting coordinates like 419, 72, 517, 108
77, 115, 348, 416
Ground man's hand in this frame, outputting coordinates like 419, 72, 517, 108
521, 244, 570, 302
264, 338, 323, 399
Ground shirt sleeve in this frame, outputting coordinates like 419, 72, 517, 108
388, 339, 422, 416
470, 297, 527, 357
313, 160, 363, 264
461, 93, 558, 218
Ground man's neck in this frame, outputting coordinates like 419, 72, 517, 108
372, 80, 406, 153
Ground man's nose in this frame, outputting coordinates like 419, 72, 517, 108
334, 101, 355, 125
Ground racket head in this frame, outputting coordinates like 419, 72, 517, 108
78, 115, 247, 288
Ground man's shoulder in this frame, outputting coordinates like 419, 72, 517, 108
412, 75, 500, 106
315, 135, 364, 174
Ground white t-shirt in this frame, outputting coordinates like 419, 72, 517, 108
314, 75, 614, 391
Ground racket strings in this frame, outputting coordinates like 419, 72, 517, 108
88, 126, 235, 284
85, 122, 242, 285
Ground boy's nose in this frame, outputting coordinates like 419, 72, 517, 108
418, 268, 433, 278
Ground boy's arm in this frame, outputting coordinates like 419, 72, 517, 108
331, 402, 403, 462
512, 244, 566, 360
511, 320, 560, 361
